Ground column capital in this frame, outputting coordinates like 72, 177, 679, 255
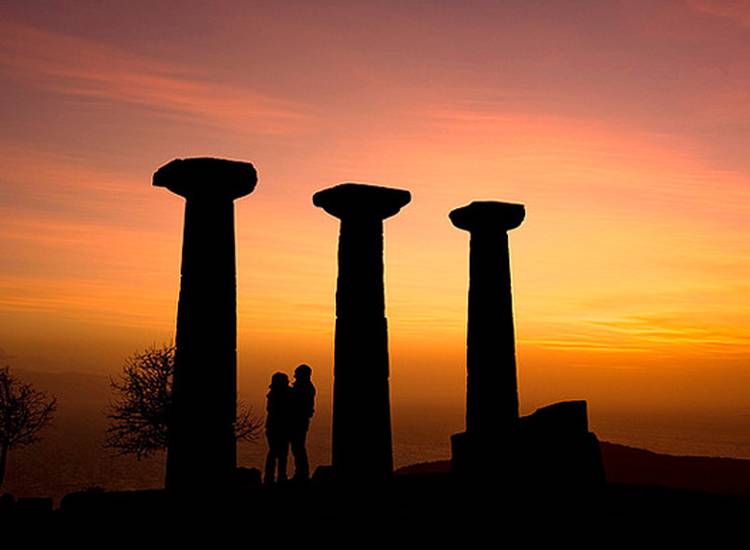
153, 157, 257, 201
313, 183, 411, 220
450, 201, 525, 233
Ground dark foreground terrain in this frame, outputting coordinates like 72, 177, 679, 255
3, 442, 750, 537
400, 440, 750, 497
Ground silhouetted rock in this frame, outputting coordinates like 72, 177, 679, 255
520, 400, 590, 433
60, 488, 167, 516
16, 496, 53, 516
451, 403, 603, 492
235, 467, 262, 492
153, 157, 257, 494
518, 401, 605, 490
311, 465, 336, 485
313, 183, 411, 481
0, 492, 14, 512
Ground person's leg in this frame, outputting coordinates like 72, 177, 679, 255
297, 430, 310, 480
290, 431, 301, 478
277, 439, 289, 482
291, 428, 310, 480
264, 435, 276, 484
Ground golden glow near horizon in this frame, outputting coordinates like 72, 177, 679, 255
1, 1, 749, 437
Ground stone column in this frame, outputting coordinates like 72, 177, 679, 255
450, 201, 525, 441
153, 157, 257, 493
313, 183, 411, 481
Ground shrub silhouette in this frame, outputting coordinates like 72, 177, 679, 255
106, 344, 261, 459
0, 366, 57, 489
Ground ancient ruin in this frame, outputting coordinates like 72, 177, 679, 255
450, 201, 525, 439
313, 183, 411, 481
153, 157, 257, 493
449, 200, 604, 489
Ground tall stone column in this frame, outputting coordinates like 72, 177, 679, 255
449, 202, 605, 491
313, 183, 411, 481
153, 157, 257, 493
450, 201, 525, 449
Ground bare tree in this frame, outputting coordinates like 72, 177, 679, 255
0, 366, 57, 489
106, 344, 262, 459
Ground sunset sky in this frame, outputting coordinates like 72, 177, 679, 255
1, 1, 749, 455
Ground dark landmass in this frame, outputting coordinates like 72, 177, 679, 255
601, 440, 750, 497
3, 469, 748, 537
396, 440, 750, 497
4, 369, 750, 533
3, 441, 750, 528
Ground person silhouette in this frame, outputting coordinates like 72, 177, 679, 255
289, 364, 316, 482
264, 372, 291, 485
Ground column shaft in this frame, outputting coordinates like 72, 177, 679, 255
332, 217, 393, 479
466, 230, 519, 437
166, 198, 238, 491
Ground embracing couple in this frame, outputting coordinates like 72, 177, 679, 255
264, 364, 316, 485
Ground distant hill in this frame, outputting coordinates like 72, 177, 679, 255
599, 441, 750, 497
395, 441, 750, 497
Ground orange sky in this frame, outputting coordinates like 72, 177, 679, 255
1, 1, 749, 453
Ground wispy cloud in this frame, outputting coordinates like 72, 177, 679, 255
415, 103, 750, 206
0, 140, 158, 232
687, 0, 750, 28
580, 313, 750, 351
0, 22, 313, 134
522, 338, 652, 353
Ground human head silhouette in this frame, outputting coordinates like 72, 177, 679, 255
294, 364, 312, 381
270, 372, 289, 390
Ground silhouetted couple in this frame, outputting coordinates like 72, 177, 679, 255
264, 364, 316, 485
